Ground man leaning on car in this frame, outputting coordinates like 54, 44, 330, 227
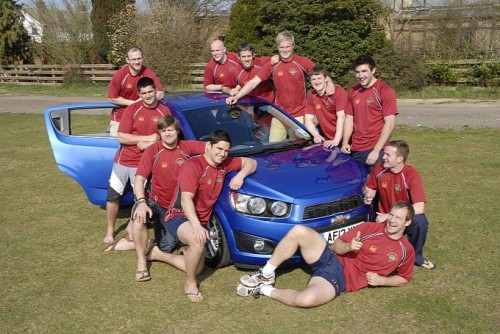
103, 77, 171, 245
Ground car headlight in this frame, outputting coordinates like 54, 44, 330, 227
230, 193, 290, 218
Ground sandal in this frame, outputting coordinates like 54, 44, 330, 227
418, 259, 436, 270
185, 290, 203, 302
135, 269, 151, 282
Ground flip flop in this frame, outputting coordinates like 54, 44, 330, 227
418, 259, 436, 270
103, 236, 124, 252
135, 269, 151, 282
185, 290, 203, 302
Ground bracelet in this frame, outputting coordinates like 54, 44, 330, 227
136, 199, 147, 205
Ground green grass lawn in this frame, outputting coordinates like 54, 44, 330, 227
0, 114, 499, 333
1, 82, 499, 100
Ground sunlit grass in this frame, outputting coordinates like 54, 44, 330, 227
0, 114, 498, 333
1, 83, 498, 100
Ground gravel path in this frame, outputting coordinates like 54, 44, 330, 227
1, 94, 499, 128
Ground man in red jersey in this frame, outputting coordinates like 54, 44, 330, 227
103, 77, 171, 245
126, 115, 207, 282
341, 54, 398, 172
304, 66, 346, 148
364, 140, 435, 270
237, 201, 415, 308
204, 39, 241, 93
226, 31, 318, 142
107, 46, 164, 136
228, 43, 274, 102
164, 129, 257, 302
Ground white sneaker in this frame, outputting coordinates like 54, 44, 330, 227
239, 268, 275, 287
237, 284, 262, 298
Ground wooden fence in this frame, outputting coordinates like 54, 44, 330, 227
0, 64, 118, 85
1, 60, 496, 87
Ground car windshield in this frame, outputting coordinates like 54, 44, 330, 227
180, 101, 312, 156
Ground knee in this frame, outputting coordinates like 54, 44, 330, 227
295, 293, 320, 308
289, 225, 313, 239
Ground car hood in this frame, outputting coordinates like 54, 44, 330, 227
239, 145, 365, 201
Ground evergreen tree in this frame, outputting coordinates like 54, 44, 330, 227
226, 0, 389, 85
90, 0, 135, 63
0, 0, 32, 64
224, 0, 263, 52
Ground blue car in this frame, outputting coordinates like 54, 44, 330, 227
44, 92, 370, 268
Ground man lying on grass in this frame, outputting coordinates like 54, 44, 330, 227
237, 201, 415, 308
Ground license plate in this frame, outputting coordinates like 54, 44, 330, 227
322, 222, 363, 244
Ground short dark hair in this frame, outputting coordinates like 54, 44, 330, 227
308, 65, 329, 78
137, 77, 155, 91
237, 43, 255, 55
391, 200, 415, 222
352, 54, 376, 70
386, 140, 410, 162
157, 115, 180, 132
208, 129, 232, 147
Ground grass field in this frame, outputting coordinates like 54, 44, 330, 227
1, 83, 499, 100
0, 113, 499, 333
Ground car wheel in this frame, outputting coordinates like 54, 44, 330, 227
205, 215, 232, 268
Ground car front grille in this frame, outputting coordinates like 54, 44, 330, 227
302, 195, 364, 220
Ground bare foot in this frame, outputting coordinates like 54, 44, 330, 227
103, 233, 114, 244
103, 237, 135, 252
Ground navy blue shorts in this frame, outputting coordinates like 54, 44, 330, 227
165, 215, 189, 247
309, 244, 346, 296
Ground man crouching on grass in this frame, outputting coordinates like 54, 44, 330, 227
237, 201, 415, 308
164, 129, 257, 302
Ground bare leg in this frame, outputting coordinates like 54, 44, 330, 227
178, 223, 206, 302
104, 200, 119, 243
133, 218, 149, 275
149, 245, 205, 275
266, 225, 336, 307
270, 277, 336, 308
268, 225, 326, 267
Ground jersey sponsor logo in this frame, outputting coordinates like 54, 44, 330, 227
176, 158, 184, 166
366, 97, 373, 105
394, 184, 401, 192
355, 98, 360, 105
277, 71, 284, 77
161, 162, 168, 168
382, 181, 388, 189
216, 176, 223, 183
289, 68, 297, 76
387, 252, 398, 262
369, 245, 378, 253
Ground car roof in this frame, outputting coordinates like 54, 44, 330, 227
160, 92, 259, 111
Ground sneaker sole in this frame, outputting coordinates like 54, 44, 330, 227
236, 284, 261, 298
239, 277, 275, 288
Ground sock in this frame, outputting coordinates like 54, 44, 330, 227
262, 262, 277, 277
260, 285, 275, 297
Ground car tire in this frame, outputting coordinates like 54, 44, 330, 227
205, 215, 232, 268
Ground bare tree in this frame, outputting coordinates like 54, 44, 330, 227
33, 0, 96, 65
